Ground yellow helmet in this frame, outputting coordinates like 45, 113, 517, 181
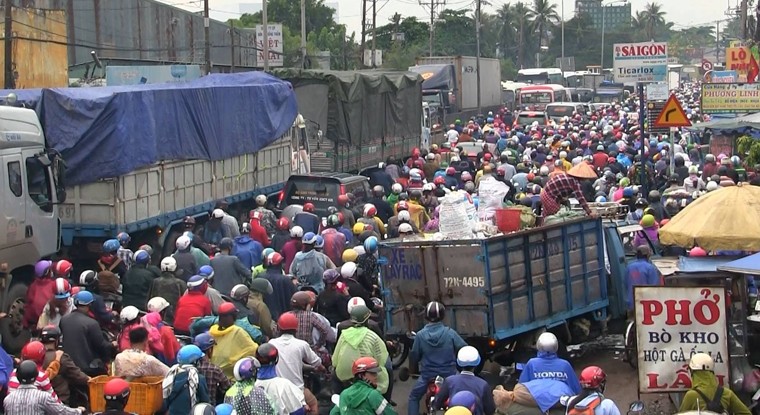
352, 223, 365, 235
342, 249, 359, 263
445, 407, 473, 415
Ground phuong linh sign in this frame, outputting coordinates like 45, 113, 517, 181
613, 42, 668, 83
701, 83, 760, 114
635, 286, 729, 393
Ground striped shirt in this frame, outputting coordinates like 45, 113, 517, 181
8, 368, 60, 402
4, 385, 81, 415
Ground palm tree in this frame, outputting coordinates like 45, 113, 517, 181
527, 0, 560, 59
513, 2, 532, 69
495, 3, 518, 58
641, 2, 666, 40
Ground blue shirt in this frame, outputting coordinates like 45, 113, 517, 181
624, 259, 661, 309
410, 322, 467, 378
518, 352, 581, 394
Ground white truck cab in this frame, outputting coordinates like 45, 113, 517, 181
0, 104, 65, 351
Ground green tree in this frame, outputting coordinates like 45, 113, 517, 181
493, 3, 520, 60
641, 2, 666, 41
527, 0, 560, 52
375, 15, 429, 51
512, 2, 533, 68
433, 9, 475, 56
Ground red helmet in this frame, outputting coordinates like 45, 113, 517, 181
277, 216, 290, 230
363, 204, 377, 217
483, 153, 492, 161
579, 366, 606, 389
278, 312, 299, 331
412, 148, 421, 157
266, 252, 284, 266
446, 167, 456, 176
255, 343, 279, 365
53, 260, 73, 278
218, 302, 238, 316
352, 356, 382, 376
433, 176, 445, 186
337, 195, 350, 207
303, 202, 315, 213
527, 173, 535, 182
397, 201, 409, 211
103, 378, 131, 401
21, 341, 46, 364
53, 278, 71, 299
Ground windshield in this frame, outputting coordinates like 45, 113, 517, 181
283, 178, 339, 210
422, 93, 442, 104
517, 73, 549, 84
517, 114, 546, 126
546, 105, 577, 118
521, 92, 553, 104
566, 75, 584, 88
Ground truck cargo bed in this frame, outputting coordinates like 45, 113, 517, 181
380, 218, 608, 341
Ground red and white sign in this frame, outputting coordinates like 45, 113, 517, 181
635, 286, 729, 393
702, 59, 714, 71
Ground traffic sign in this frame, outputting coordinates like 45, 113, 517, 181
646, 101, 669, 135
701, 59, 714, 71
653, 94, 691, 128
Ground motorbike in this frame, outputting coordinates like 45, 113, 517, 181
422, 376, 445, 415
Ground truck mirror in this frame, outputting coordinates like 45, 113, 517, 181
317, 130, 323, 139
56, 187, 67, 203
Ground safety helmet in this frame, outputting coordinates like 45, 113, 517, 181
303, 202, 315, 212
176, 235, 192, 251
177, 345, 204, 365
399, 223, 414, 234
397, 210, 411, 223
39, 325, 61, 344
187, 275, 207, 291
133, 250, 151, 265
397, 200, 409, 211
690, 246, 707, 257
444, 408, 473, 415
120, 305, 140, 323
278, 312, 299, 332
266, 252, 284, 266
363, 236, 378, 254
364, 204, 377, 217
352, 356, 382, 376
536, 332, 559, 353
341, 262, 358, 279
191, 403, 216, 415
255, 194, 267, 206
689, 353, 714, 371
648, 190, 661, 202
634, 198, 648, 208
74, 290, 94, 306
290, 226, 304, 238
327, 214, 341, 227
116, 232, 131, 245
422, 183, 435, 192
373, 185, 385, 197
34, 260, 53, 278
233, 357, 259, 381
302, 232, 318, 245
291, 291, 312, 310
160, 256, 178, 273
315, 235, 325, 249
323, 269, 341, 285
194, 332, 216, 352
103, 239, 120, 254
446, 167, 456, 176
218, 302, 238, 316
347, 297, 366, 314
103, 378, 131, 401
198, 265, 215, 280
449, 391, 478, 411
53, 260, 73, 278
182, 216, 196, 226
215, 404, 234, 415
54, 278, 71, 299
21, 341, 46, 363
16, 360, 39, 385
456, 346, 481, 368
579, 366, 607, 389
342, 249, 359, 263
255, 343, 279, 366
350, 304, 372, 324
147, 297, 170, 313
337, 194, 350, 206
425, 301, 445, 322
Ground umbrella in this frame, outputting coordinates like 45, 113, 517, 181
566, 162, 598, 179
659, 184, 760, 251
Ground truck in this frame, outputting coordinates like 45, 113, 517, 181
380, 217, 643, 369
409, 56, 502, 126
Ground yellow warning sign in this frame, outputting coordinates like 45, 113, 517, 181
653, 94, 691, 128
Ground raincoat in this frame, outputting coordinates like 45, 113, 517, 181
330, 380, 396, 415
678, 370, 750, 415
190, 315, 266, 345
518, 351, 581, 394
410, 322, 467, 379
333, 326, 389, 394
208, 323, 259, 379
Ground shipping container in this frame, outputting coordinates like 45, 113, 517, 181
415, 56, 502, 111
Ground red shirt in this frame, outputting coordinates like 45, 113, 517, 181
592, 152, 608, 170
173, 291, 211, 333
248, 219, 271, 247
24, 278, 56, 327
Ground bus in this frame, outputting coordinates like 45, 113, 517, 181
518, 84, 568, 110
564, 71, 590, 88
501, 81, 528, 111
517, 68, 563, 85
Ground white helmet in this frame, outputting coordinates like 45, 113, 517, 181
176, 235, 191, 251
341, 261, 357, 279
423, 183, 435, 192
398, 210, 411, 222
211, 208, 225, 219
456, 346, 481, 367
392, 183, 403, 194
120, 305, 140, 323
147, 297, 170, 313
255, 195, 267, 206
160, 256, 178, 272
536, 332, 559, 354
689, 353, 714, 371
347, 296, 366, 313
290, 225, 304, 238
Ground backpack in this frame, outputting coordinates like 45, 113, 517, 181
567, 395, 602, 415
97, 258, 122, 295
694, 387, 725, 414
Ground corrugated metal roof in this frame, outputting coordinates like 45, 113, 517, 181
22, 0, 257, 69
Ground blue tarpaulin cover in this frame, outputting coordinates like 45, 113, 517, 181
0, 72, 297, 185
718, 252, 760, 274
676, 256, 742, 273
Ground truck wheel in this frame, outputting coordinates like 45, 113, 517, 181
0, 283, 31, 354
389, 337, 410, 369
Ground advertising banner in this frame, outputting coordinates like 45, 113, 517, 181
255, 24, 284, 67
635, 286, 729, 393
701, 83, 760, 113
725, 46, 758, 83
105, 65, 202, 86
613, 42, 668, 83
704, 70, 738, 83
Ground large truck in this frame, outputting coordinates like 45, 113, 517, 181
409, 56, 502, 126
380, 217, 640, 369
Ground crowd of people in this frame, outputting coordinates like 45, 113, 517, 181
0, 80, 756, 415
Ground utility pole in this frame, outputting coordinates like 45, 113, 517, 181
371, 0, 377, 68
4, 0, 13, 89
204, 0, 211, 74
230, 21, 236, 72
300, 0, 306, 68
517, 18, 524, 69
262, 0, 269, 71
475, 0, 481, 113
420, 0, 444, 57
716, 20, 721, 65
741, 0, 748, 39
361, 0, 367, 65
560, 0, 565, 77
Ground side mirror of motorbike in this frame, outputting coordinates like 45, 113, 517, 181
628, 401, 645, 413
407, 331, 416, 339
398, 366, 411, 382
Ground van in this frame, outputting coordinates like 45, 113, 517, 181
276, 173, 371, 218
545, 102, 586, 123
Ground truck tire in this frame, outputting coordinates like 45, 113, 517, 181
389, 336, 410, 369
0, 283, 31, 354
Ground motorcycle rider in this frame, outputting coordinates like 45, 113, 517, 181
39, 325, 90, 407
24, 260, 57, 328
4, 360, 84, 415
321, 214, 348, 267
248, 210, 272, 247
518, 332, 581, 394
259, 252, 296, 321
174, 235, 199, 281
148, 257, 186, 324
174, 275, 213, 336
434, 346, 495, 415
199, 265, 225, 314
337, 195, 357, 229
678, 353, 750, 415
122, 249, 160, 310
290, 232, 328, 293
116, 232, 134, 271
193, 332, 232, 405
223, 357, 276, 415
163, 345, 211, 415
408, 301, 467, 415
37, 278, 75, 329
331, 356, 397, 415
77, 270, 114, 325
272, 217, 292, 252
316, 269, 350, 326
60, 291, 116, 377
254, 343, 308, 415
210, 238, 251, 297
289, 292, 331, 356
253, 194, 278, 236
209, 302, 260, 379
562, 366, 621, 415
293, 202, 320, 235
282, 226, 304, 273
95, 378, 132, 415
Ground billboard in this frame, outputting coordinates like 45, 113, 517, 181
105, 65, 202, 86
725, 46, 759, 83
255, 24, 284, 67
704, 70, 738, 83
701, 83, 760, 113
612, 42, 668, 83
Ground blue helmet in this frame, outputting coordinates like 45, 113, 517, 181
199, 265, 215, 280
103, 239, 120, 254
262, 248, 275, 259
133, 250, 151, 265
215, 404, 234, 415
193, 332, 216, 352
116, 232, 131, 245
177, 345, 204, 365
363, 236, 378, 254
187, 275, 206, 290
449, 390, 478, 411
74, 290, 94, 306
315, 235, 324, 249
302, 232, 317, 245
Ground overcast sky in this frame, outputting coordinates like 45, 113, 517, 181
166, 0, 735, 37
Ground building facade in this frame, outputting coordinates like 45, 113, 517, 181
575, 0, 631, 31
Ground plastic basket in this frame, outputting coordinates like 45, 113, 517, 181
88, 375, 164, 415
494, 208, 522, 233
